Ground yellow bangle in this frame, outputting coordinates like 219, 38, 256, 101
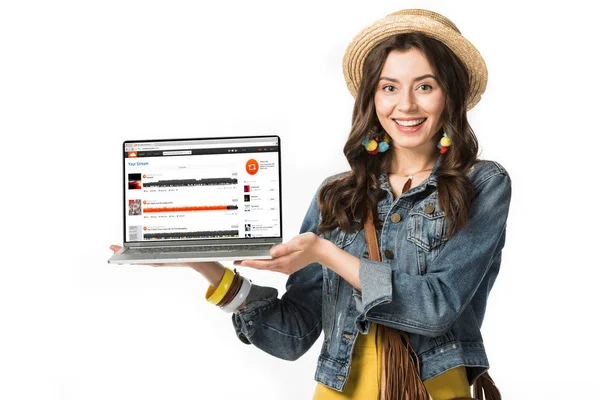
205, 268, 235, 305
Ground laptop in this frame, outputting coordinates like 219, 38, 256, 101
108, 135, 282, 264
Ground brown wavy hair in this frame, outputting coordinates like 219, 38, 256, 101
317, 32, 480, 239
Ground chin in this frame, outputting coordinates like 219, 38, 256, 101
391, 136, 424, 146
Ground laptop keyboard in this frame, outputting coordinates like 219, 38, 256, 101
127, 244, 274, 254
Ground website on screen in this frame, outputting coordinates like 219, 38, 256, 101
123, 138, 280, 242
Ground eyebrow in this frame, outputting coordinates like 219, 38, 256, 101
379, 74, 439, 83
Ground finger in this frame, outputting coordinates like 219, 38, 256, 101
270, 242, 297, 257
269, 244, 284, 257
237, 258, 272, 267
244, 253, 298, 275
272, 235, 308, 256
268, 251, 307, 274
265, 253, 295, 273
239, 259, 276, 270
110, 245, 122, 254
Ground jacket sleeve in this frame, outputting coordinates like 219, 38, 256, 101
354, 170, 512, 337
231, 181, 325, 361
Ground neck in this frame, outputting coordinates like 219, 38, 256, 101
391, 145, 438, 176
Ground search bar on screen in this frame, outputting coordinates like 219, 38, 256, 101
163, 150, 193, 155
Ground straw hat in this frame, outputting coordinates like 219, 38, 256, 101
342, 9, 488, 110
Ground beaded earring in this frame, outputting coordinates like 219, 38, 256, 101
362, 126, 391, 155
437, 131, 452, 154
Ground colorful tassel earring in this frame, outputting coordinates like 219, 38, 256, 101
437, 131, 452, 154
362, 128, 391, 155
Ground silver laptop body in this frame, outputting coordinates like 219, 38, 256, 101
108, 135, 282, 264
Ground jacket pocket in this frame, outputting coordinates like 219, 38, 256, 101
407, 198, 448, 252
328, 226, 360, 248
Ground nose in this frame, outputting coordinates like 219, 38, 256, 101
395, 89, 418, 113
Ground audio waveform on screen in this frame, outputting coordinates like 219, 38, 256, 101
143, 205, 238, 213
143, 230, 239, 240
143, 177, 238, 188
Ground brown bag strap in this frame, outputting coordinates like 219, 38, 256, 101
363, 209, 501, 400
364, 210, 430, 400
365, 209, 382, 262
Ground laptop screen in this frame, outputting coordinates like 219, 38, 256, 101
123, 136, 281, 243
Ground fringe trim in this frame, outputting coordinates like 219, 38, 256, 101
377, 324, 502, 400
473, 372, 502, 400
379, 324, 430, 400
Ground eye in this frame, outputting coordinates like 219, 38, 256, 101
418, 84, 433, 91
382, 85, 396, 92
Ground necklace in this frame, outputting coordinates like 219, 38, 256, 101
400, 167, 433, 194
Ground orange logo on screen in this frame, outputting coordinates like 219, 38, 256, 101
246, 159, 259, 175
128, 152, 138, 158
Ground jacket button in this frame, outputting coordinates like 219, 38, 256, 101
337, 375, 345, 381
391, 213, 401, 223
384, 249, 394, 259
424, 204, 435, 214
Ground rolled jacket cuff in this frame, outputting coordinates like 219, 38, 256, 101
355, 258, 393, 315
231, 283, 278, 344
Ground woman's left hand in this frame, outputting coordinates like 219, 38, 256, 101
234, 232, 325, 275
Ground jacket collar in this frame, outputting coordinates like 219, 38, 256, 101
378, 152, 442, 191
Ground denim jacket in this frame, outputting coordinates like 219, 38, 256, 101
232, 153, 512, 392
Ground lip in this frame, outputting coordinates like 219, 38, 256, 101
393, 117, 427, 133
393, 117, 427, 121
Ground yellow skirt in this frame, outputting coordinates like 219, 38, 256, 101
313, 323, 471, 400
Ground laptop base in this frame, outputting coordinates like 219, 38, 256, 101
108, 246, 274, 264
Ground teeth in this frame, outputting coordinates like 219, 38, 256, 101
395, 118, 426, 127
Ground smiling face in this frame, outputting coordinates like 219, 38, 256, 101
374, 48, 446, 153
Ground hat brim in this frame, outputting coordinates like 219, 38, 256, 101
343, 11, 488, 111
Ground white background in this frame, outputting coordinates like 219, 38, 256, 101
1, 0, 597, 399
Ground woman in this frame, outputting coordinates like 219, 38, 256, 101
111, 9, 511, 400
